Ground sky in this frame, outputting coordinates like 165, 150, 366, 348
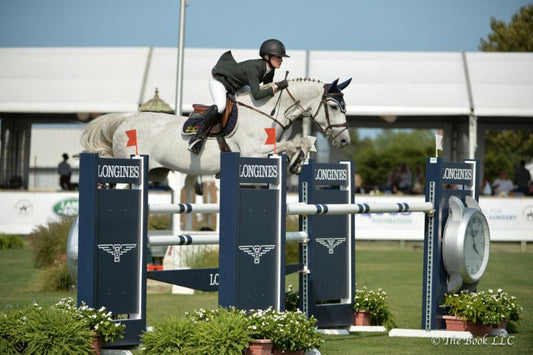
0, 0, 531, 52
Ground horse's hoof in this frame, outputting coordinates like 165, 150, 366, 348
289, 150, 306, 175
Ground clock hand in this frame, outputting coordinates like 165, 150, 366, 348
472, 241, 480, 256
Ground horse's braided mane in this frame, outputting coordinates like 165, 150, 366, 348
289, 78, 323, 83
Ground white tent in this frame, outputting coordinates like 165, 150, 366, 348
1, 47, 532, 117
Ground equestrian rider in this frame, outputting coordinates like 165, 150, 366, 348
188, 39, 290, 154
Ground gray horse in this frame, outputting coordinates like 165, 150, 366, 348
80, 78, 352, 178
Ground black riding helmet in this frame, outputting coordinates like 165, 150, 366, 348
259, 39, 290, 58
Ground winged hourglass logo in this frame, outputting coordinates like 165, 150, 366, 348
238, 245, 275, 264
97, 244, 137, 262
316, 238, 346, 254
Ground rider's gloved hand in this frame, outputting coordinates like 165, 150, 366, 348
275, 80, 288, 90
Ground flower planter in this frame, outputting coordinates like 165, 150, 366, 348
354, 311, 371, 326
493, 318, 507, 330
92, 337, 101, 355
443, 315, 493, 336
273, 349, 304, 355
246, 339, 273, 355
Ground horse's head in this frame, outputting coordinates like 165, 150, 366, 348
311, 78, 352, 148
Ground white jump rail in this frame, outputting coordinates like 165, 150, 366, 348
149, 203, 219, 214
287, 202, 435, 215
149, 201, 435, 216
148, 231, 308, 246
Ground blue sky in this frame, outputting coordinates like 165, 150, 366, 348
0, 0, 530, 51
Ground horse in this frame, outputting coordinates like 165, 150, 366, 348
80, 77, 352, 179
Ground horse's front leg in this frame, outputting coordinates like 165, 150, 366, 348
276, 136, 317, 174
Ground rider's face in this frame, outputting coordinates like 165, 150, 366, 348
270, 56, 283, 69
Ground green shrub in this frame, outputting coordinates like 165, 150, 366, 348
29, 217, 74, 269
54, 298, 126, 343
23, 304, 94, 355
187, 247, 219, 269
0, 308, 27, 354
0, 234, 24, 250
148, 214, 170, 230
38, 260, 74, 291
141, 316, 192, 354
186, 307, 252, 355
285, 284, 300, 312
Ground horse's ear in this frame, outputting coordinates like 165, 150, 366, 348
328, 78, 339, 92
337, 78, 352, 91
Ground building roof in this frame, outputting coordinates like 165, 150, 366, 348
138, 87, 174, 113
0, 47, 532, 117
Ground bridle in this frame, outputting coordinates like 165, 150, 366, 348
286, 85, 349, 141
234, 84, 348, 141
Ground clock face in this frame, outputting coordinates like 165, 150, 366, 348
462, 210, 490, 283
464, 214, 485, 276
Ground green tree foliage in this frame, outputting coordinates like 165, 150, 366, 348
484, 130, 533, 182
343, 129, 434, 190
479, 4, 533, 51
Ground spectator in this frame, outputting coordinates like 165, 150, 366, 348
492, 171, 514, 196
354, 173, 366, 194
397, 163, 412, 194
412, 165, 424, 194
482, 178, 492, 196
57, 153, 72, 190
514, 159, 531, 194
386, 165, 400, 190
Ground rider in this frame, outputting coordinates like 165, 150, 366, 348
188, 39, 290, 154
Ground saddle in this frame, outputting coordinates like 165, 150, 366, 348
182, 98, 238, 138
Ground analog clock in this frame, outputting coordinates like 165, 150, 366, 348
442, 195, 490, 293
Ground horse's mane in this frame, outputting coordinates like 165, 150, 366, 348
289, 78, 323, 83
236, 77, 324, 99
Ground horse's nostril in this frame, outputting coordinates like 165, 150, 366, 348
340, 139, 348, 147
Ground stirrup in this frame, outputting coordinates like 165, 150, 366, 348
188, 137, 204, 154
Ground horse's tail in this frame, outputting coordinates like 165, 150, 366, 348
80, 113, 131, 157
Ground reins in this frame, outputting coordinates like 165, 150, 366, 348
233, 83, 348, 139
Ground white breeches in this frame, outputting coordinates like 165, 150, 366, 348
209, 76, 227, 113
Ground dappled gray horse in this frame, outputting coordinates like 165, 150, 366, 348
80, 78, 351, 179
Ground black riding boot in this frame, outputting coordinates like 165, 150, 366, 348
188, 105, 221, 154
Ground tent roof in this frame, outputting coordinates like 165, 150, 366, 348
0, 47, 532, 117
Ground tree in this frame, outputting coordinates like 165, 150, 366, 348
483, 130, 533, 182
479, 4, 533, 51
343, 129, 434, 190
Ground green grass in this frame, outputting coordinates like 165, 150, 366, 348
1, 241, 532, 354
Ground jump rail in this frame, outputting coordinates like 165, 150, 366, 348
286, 202, 434, 215
148, 231, 308, 246
149, 201, 435, 216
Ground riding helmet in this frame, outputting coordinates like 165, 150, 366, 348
259, 39, 290, 58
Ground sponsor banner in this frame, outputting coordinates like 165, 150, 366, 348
312, 163, 349, 186
441, 162, 475, 186
238, 157, 279, 184
97, 158, 142, 184
0, 191, 171, 234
